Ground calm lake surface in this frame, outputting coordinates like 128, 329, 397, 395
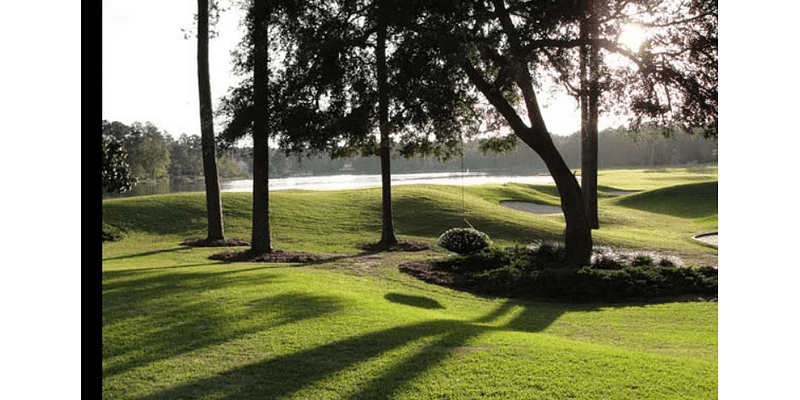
105, 172, 556, 198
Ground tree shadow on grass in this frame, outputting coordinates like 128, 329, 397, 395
102, 247, 189, 262
130, 298, 608, 400
102, 266, 348, 381
385, 293, 445, 309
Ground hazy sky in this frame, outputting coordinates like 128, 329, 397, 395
102, 0, 614, 140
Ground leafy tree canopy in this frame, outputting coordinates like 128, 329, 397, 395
102, 137, 137, 193
216, 0, 485, 161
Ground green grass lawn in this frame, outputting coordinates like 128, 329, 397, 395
103, 166, 718, 399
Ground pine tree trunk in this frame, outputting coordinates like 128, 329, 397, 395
197, 0, 225, 242
580, 3, 600, 230
250, 0, 272, 253
376, 21, 397, 248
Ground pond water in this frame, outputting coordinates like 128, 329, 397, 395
223, 172, 556, 192
104, 172, 556, 198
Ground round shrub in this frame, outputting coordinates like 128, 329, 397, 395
436, 228, 491, 255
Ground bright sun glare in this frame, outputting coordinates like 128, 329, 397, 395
618, 23, 648, 51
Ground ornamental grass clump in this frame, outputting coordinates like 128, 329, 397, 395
436, 228, 491, 255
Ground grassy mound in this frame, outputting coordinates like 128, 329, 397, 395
613, 181, 717, 219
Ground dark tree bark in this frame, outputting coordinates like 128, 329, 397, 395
579, 1, 600, 230
376, 19, 398, 248
460, 58, 592, 268
197, 0, 225, 241
459, 0, 593, 267
250, 0, 273, 253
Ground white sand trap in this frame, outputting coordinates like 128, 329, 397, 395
500, 201, 562, 215
693, 232, 718, 246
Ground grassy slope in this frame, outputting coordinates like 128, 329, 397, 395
103, 166, 718, 400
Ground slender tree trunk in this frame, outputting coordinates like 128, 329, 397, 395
251, 0, 272, 253
580, 2, 600, 230
376, 20, 398, 248
197, 0, 225, 241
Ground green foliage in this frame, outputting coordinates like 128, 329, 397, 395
430, 243, 716, 302
478, 134, 518, 154
216, 152, 249, 179
135, 129, 171, 180
102, 222, 125, 242
436, 228, 491, 255
169, 133, 203, 178
216, 0, 483, 162
532, 265, 718, 302
102, 137, 136, 193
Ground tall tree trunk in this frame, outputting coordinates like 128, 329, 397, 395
518, 128, 593, 268
580, 2, 600, 230
197, 0, 225, 242
376, 20, 398, 247
251, 0, 272, 253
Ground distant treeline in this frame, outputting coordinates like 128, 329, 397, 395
102, 120, 251, 183
103, 120, 717, 182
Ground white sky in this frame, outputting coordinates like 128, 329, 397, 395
101, 0, 599, 139
102, 0, 245, 138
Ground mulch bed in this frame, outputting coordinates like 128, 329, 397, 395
398, 260, 461, 287
195, 239, 432, 263
357, 241, 432, 253
208, 249, 323, 263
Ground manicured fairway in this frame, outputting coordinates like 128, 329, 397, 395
103, 166, 718, 399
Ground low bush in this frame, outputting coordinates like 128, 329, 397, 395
102, 222, 125, 242
433, 245, 527, 273
425, 243, 717, 302
532, 266, 717, 301
436, 228, 491, 255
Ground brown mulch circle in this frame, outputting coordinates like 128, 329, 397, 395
357, 241, 432, 253
398, 260, 460, 287
208, 249, 322, 263
182, 238, 251, 247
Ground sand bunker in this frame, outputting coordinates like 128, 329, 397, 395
693, 232, 718, 247
499, 201, 562, 215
